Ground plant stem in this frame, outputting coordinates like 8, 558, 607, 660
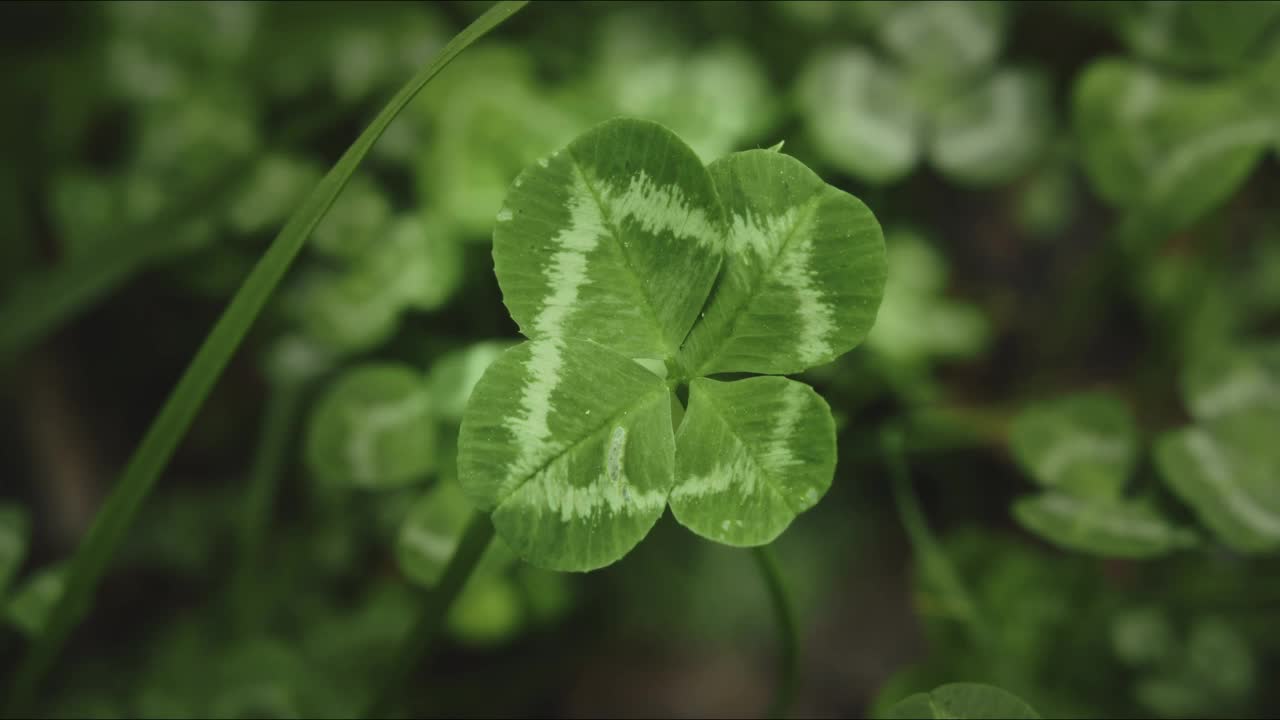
363, 512, 495, 718
882, 426, 990, 653
229, 382, 305, 631
752, 545, 800, 720
2, 3, 528, 712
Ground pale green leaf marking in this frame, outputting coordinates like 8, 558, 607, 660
398, 480, 494, 588
678, 149, 887, 376
305, 364, 436, 489
1009, 392, 1137, 500
1013, 492, 1197, 558
493, 118, 725, 359
670, 376, 836, 546
883, 683, 1039, 720
458, 338, 675, 571
1156, 408, 1280, 553
1181, 345, 1280, 421
0, 504, 30, 600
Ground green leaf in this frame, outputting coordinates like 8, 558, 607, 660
1116, 0, 1280, 72
796, 48, 923, 184
930, 68, 1052, 185
670, 376, 835, 546
1012, 492, 1197, 558
591, 40, 777, 162
6, 565, 67, 637
428, 341, 513, 424
397, 481, 474, 587
867, 229, 989, 364
457, 338, 674, 572
0, 504, 29, 599
1156, 407, 1280, 553
414, 46, 584, 238
288, 268, 401, 354
1181, 345, 1280, 421
305, 364, 436, 489
1009, 393, 1137, 500
882, 682, 1039, 719
677, 149, 887, 376
1111, 606, 1178, 668
1073, 59, 1272, 239
493, 117, 725, 360
227, 153, 325, 236
877, 1, 1007, 79
309, 174, 393, 260
356, 212, 464, 313
1186, 616, 1255, 698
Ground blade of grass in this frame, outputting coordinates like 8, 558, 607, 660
3, 2, 528, 711
752, 545, 800, 719
363, 512, 495, 718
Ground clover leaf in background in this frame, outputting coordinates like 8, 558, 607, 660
865, 228, 989, 391
1112, 607, 1257, 719
796, 2, 1051, 186
1106, 0, 1280, 74
6, 564, 69, 637
287, 209, 464, 356
458, 117, 885, 571
1073, 59, 1276, 243
305, 363, 436, 489
397, 479, 572, 648
409, 46, 585, 241
1009, 393, 1197, 558
428, 341, 515, 424
1156, 345, 1280, 553
882, 682, 1040, 719
587, 12, 777, 162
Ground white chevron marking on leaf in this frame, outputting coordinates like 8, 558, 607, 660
604, 170, 719, 249
1185, 430, 1280, 538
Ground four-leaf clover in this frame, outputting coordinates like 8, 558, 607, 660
459, 118, 887, 571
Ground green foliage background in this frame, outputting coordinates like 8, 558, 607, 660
1, 1, 1278, 718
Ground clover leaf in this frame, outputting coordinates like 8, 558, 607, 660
796, 2, 1050, 186
6, 564, 68, 637
882, 682, 1040, 720
1155, 347, 1280, 552
305, 363, 436, 489
1009, 393, 1196, 557
458, 118, 886, 571
1156, 347, 1280, 553
1073, 57, 1278, 241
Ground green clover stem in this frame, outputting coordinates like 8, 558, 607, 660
2, 2, 528, 711
883, 426, 990, 653
364, 512, 496, 718
230, 382, 306, 631
752, 544, 800, 719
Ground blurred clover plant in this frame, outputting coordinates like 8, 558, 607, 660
796, 1, 1052, 186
